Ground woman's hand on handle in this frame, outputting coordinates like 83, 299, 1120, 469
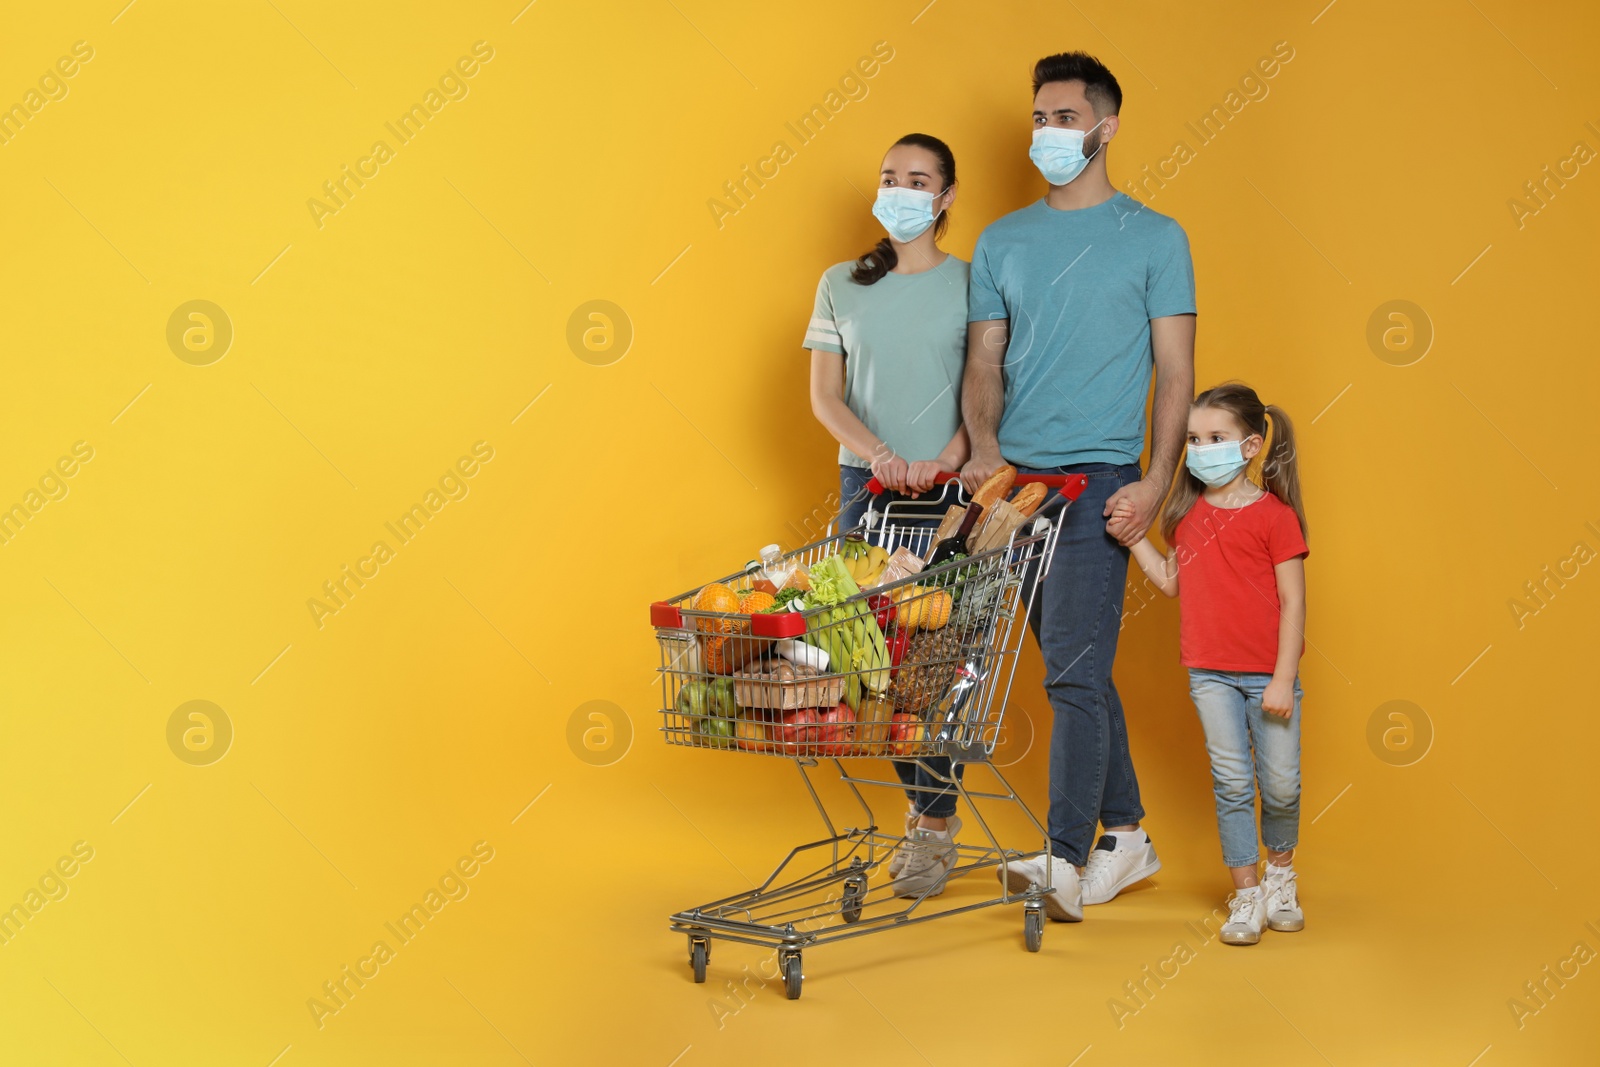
870, 453, 909, 493
904, 460, 946, 497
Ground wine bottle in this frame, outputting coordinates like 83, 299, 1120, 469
934, 658, 987, 742
926, 503, 984, 567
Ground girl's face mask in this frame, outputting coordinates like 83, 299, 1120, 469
1186, 439, 1250, 487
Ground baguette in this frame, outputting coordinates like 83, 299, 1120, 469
1010, 481, 1047, 517
973, 465, 1017, 508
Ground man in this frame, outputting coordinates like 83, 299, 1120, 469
961, 51, 1196, 921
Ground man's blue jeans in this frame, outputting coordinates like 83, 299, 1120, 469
1019, 463, 1146, 865
1187, 669, 1302, 868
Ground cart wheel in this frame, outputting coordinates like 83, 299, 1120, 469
690, 938, 709, 983
841, 878, 865, 924
780, 952, 803, 1000
1023, 906, 1044, 953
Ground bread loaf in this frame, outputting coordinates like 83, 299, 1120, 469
1010, 482, 1047, 517
973, 465, 1017, 508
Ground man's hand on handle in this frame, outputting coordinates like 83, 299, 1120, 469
959, 449, 1005, 495
1103, 478, 1164, 546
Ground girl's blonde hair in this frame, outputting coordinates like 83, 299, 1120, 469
1158, 381, 1308, 545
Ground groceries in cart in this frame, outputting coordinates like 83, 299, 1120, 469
651, 472, 1079, 763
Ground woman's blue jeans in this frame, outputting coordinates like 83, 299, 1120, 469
839, 465, 960, 819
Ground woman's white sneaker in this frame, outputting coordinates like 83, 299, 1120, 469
889, 816, 962, 898
1263, 866, 1304, 932
1080, 832, 1162, 905
1220, 886, 1266, 945
998, 853, 1082, 922
886, 810, 919, 878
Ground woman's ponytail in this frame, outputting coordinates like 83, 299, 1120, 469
851, 238, 897, 284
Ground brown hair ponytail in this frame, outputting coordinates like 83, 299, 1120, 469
852, 237, 898, 284
850, 132, 957, 285
1158, 382, 1309, 544
1259, 403, 1306, 539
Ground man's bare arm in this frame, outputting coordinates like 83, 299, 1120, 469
1145, 313, 1197, 493
1104, 313, 1196, 544
959, 318, 1008, 491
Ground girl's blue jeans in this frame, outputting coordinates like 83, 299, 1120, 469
1187, 668, 1303, 868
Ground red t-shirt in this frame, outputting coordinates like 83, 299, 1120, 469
1172, 492, 1308, 672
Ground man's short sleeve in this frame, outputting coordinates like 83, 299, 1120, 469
967, 236, 1007, 322
1146, 223, 1197, 320
1268, 503, 1309, 564
803, 270, 845, 354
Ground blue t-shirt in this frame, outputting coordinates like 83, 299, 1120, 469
968, 193, 1196, 467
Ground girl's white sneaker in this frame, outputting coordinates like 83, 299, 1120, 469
1263, 867, 1304, 932
1220, 886, 1266, 945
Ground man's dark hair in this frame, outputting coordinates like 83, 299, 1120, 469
1032, 52, 1122, 116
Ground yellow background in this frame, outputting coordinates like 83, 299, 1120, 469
2, 0, 1597, 1063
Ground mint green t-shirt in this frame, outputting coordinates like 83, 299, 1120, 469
803, 254, 969, 469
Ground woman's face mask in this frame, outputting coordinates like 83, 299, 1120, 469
872, 185, 945, 243
1029, 119, 1106, 186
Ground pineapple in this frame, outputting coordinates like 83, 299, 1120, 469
890, 626, 962, 715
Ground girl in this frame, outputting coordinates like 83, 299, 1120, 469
1123, 382, 1309, 945
805, 133, 970, 898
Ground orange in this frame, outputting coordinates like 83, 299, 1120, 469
693, 582, 741, 633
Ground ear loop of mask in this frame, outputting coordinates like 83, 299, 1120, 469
1245, 412, 1274, 488
1082, 118, 1107, 164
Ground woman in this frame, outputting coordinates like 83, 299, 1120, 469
804, 133, 969, 898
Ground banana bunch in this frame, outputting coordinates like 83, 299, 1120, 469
840, 539, 891, 587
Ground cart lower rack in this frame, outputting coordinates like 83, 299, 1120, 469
648, 473, 1086, 997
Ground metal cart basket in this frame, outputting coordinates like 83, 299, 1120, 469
648, 472, 1086, 998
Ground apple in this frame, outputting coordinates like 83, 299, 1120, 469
816, 703, 857, 757
775, 707, 820, 755
695, 714, 735, 749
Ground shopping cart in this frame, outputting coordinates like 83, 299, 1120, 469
648, 472, 1087, 998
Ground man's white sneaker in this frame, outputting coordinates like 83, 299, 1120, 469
886, 810, 919, 878
889, 816, 962, 899
1080, 832, 1162, 905
998, 853, 1082, 922
1263, 867, 1304, 932
1220, 887, 1266, 946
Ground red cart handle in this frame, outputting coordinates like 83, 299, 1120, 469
865, 470, 1088, 501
